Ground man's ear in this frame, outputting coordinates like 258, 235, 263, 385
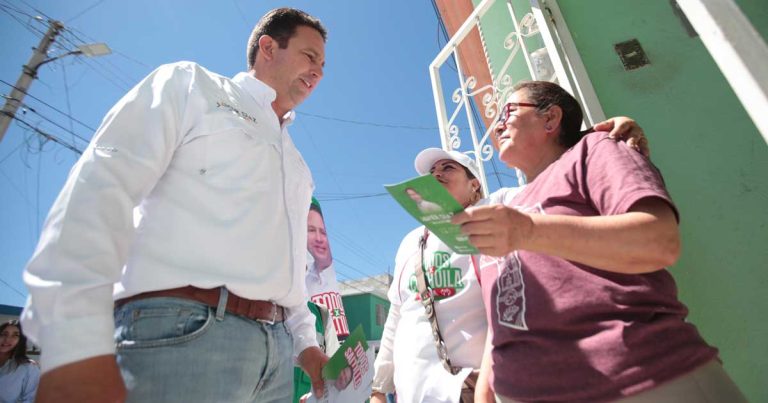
258, 35, 275, 61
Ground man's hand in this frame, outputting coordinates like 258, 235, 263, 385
593, 116, 650, 157
298, 346, 330, 398
36, 354, 126, 403
370, 391, 388, 403
452, 204, 534, 257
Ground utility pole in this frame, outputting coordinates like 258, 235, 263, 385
0, 20, 65, 144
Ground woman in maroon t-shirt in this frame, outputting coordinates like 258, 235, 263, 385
453, 81, 745, 402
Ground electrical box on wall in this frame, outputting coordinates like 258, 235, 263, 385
614, 38, 651, 70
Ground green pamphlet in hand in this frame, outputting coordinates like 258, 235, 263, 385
385, 174, 478, 254
307, 325, 374, 403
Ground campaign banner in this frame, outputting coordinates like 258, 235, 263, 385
385, 175, 478, 254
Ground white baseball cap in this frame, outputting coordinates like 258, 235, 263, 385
414, 148, 481, 180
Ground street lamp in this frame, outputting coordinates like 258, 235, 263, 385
0, 21, 112, 143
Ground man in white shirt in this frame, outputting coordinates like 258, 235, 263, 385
22, 8, 329, 402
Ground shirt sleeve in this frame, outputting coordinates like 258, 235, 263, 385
371, 295, 400, 394
21, 62, 196, 373
372, 230, 416, 394
285, 299, 321, 358
19, 363, 41, 403
585, 134, 679, 221
487, 186, 524, 205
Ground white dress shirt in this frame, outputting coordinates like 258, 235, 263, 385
21, 62, 318, 372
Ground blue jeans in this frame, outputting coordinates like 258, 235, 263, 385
114, 288, 293, 402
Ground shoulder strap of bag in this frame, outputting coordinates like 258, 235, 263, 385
471, 255, 481, 286
413, 227, 461, 375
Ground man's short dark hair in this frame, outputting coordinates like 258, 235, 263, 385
309, 203, 323, 218
246, 7, 327, 70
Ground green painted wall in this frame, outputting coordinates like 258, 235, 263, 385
735, 0, 768, 42
477, 0, 767, 400
342, 293, 390, 340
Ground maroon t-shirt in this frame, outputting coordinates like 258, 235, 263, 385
480, 132, 717, 402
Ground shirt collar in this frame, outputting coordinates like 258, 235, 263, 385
232, 72, 296, 126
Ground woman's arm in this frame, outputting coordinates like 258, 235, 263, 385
370, 299, 401, 401
453, 197, 680, 274
474, 329, 495, 403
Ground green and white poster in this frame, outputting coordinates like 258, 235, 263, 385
386, 175, 478, 254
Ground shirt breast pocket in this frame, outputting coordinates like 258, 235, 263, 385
199, 127, 281, 191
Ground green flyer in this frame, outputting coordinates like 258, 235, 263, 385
308, 325, 374, 403
386, 174, 478, 254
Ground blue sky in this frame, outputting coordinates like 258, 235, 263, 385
0, 0, 519, 306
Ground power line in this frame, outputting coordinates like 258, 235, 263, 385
297, 111, 441, 131
0, 164, 34, 207
21, 103, 91, 145
0, 276, 26, 299
231, 0, 250, 30
332, 230, 391, 267
329, 234, 388, 274
61, 64, 76, 144
61, 28, 139, 85
66, 0, 108, 23
0, 0, 38, 19
64, 25, 149, 69
316, 192, 389, 202
334, 257, 390, 288
0, 140, 25, 165
296, 117, 394, 278
35, 148, 42, 234
334, 270, 378, 295
19, 0, 52, 20
11, 116, 83, 155
0, 3, 48, 37
0, 78, 97, 132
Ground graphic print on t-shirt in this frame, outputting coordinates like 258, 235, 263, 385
481, 203, 544, 331
480, 254, 528, 330
408, 251, 465, 300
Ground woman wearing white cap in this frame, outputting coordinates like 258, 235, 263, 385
371, 146, 489, 403
370, 117, 648, 403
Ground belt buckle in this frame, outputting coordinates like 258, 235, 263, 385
257, 301, 278, 325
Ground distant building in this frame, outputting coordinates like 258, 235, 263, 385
339, 274, 392, 351
0, 304, 22, 324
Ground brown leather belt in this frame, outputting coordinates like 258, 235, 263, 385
115, 286, 285, 323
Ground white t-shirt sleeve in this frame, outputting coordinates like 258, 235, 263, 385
372, 227, 422, 393
487, 185, 525, 205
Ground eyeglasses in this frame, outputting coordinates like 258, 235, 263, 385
497, 102, 539, 123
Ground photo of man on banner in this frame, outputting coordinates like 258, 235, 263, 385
306, 197, 350, 339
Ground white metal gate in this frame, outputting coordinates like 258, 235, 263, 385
429, 0, 605, 193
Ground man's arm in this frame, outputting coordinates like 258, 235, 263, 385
36, 355, 125, 403
22, 63, 196, 399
